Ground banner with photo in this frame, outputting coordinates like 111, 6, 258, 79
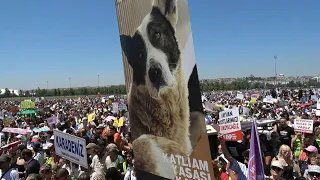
115, 0, 214, 179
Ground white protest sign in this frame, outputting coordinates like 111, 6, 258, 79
294, 119, 313, 134
118, 103, 127, 111
0, 112, 4, 120
316, 110, 320, 117
311, 95, 317, 101
263, 95, 275, 104
317, 99, 320, 109
236, 94, 244, 100
101, 98, 106, 103
112, 102, 119, 113
218, 108, 243, 141
53, 130, 88, 168
243, 107, 250, 116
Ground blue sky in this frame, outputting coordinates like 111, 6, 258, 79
0, 0, 319, 90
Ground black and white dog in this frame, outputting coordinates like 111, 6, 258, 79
121, 0, 181, 98
120, 0, 193, 178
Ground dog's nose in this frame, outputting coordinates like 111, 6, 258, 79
149, 63, 163, 90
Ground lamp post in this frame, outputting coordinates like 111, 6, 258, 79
98, 75, 100, 87
274, 56, 277, 79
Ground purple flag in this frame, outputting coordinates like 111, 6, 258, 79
248, 120, 265, 180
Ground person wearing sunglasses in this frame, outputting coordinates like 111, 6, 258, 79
306, 165, 320, 180
266, 160, 285, 180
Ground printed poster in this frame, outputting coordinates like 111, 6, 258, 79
294, 119, 313, 134
236, 93, 244, 100
115, 0, 214, 179
218, 108, 243, 141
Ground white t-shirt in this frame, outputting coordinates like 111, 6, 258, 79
91, 155, 105, 176
124, 169, 137, 180
0, 168, 19, 180
104, 155, 124, 170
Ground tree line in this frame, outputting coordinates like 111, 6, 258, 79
1, 79, 320, 98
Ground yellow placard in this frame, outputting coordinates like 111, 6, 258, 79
87, 113, 96, 122
250, 97, 257, 104
118, 117, 124, 127
21, 101, 35, 109
113, 118, 119, 128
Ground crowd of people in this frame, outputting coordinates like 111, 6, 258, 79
0, 88, 319, 180
206, 89, 320, 180
0, 97, 134, 180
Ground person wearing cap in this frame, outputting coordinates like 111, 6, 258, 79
301, 145, 319, 175
31, 142, 45, 165
86, 143, 105, 179
304, 165, 320, 180
266, 160, 285, 180
273, 144, 301, 179
0, 155, 19, 180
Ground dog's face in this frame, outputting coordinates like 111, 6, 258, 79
121, 0, 180, 98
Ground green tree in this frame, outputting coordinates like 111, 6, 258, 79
25, 90, 30, 97
19, 90, 23, 96
4, 88, 11, 97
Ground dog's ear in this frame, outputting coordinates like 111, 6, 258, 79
152, 0, 178, 28
120, 35, 134, 67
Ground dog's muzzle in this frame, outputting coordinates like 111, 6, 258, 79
148, 60, 165, 91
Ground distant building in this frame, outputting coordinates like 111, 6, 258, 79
0, 89, 20, 96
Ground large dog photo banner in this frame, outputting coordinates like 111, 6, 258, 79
115, 0, 214, 179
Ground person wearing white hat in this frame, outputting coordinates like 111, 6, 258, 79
303, 165, 320, 180
265, 160, 285, 180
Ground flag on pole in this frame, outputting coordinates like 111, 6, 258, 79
248, 120, 265, 180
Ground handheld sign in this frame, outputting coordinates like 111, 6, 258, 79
53, 130, 88, 168
294, 119, 313, 134
236, 94, 244, 100
219, 108, 243, 141
115, 0, 214, 178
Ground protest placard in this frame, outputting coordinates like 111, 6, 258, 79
311, 95, 318, 101
45, 115, 57, 127
294, 119, 313, 134
53, 130, 88, 168
118, 103, 127, 112
115, 0, 214, 178
112, 102, 119, 113
236, 94, 244, 100
263, 95, 275, 104
20, 100, 35, 109
218, 108, 243, 141
243, 107, 250, 116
